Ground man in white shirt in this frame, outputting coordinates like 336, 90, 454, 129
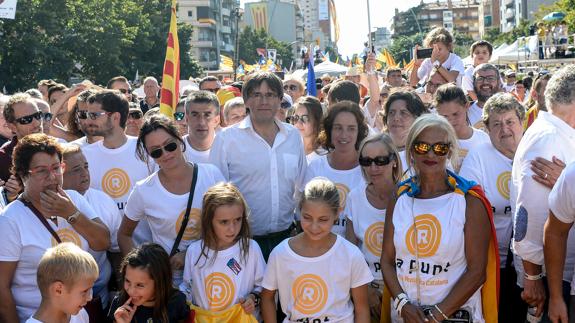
183, 91, 220, 164
82, 90, 153, 245
511, 65, 575, 318
468, 63, 502, 128
210, 72, 307, 260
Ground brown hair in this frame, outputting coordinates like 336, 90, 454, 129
382, 91, 428, 126
242, 72, 284, 103
294, 96, 324, 150
4, 93, 37, 123
470, 40, 493, 56
320, 100, 368, 151
12, 133, 63, 179
433, 83, 468, 108
136, 115, 186, 163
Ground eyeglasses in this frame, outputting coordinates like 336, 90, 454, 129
250, 92, 278, 100
281, 101, 292, 109
289, 114, 309, 125
28, 163, 66, 179
475, 76, 498, 83
149, 141, 178, 159
77, 110, 112, 120
413, 141, 451, 156
283, 84, 299, 91
128, 111, 143, 119
203, 88, 220, 94
42, 112, 53, 122
359, 154, 395, 167
15, 111, 43, 125
118, 89, 132, 94
173, 112, 185, 121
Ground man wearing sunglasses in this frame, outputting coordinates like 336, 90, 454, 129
107, 76, 133, 102
125, 104, 144, 137
81, 90, 154, 245
0, 93, 44, 182
210, 72, 306, 260
199, 76, 222, 94
183, 91, 220, 164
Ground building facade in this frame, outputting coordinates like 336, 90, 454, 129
178, 0, 241, 70
500, 0, 556, 33
478, 0, 500, 38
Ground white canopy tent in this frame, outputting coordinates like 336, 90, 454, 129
289, 60, 349, 81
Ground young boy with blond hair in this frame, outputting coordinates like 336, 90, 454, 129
26, 243, 99, 323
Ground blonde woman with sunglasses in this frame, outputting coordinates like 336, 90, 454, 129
117, 115, 224, 286
381, 114, 499, 323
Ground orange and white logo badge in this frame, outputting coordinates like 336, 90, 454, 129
174, 208, 202, 241
364, 221, 384, 256
205, 272, 235, 312
51, 228, 82, 247
292, 274, 328, 315
335, 183, 350, 209
405, 214, 442, 258
497, 171, 511, 200
101, 168, 131, 198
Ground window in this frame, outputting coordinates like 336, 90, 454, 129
188, 10, 193, 17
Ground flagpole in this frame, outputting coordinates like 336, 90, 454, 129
366, 0, 372, 50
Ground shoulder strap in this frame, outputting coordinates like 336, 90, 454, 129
170, 163, 199, 257
18, 196, 62, 243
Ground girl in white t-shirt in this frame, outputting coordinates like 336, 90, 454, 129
262, 178, 373, 323
344, 133, 403, 322
434, 84, 490, 172
181, 182, 265, 319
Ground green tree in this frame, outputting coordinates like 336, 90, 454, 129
0, 0, 203, 92
237, 27, 294, 68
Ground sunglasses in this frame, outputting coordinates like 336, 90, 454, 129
42, 112, 53, 122
129, 111, 143, 119
289, 114, 309, 124
149, 141, 178, 159
15, 111, 44, 125
359, 154, 395, 167
173, 112, 185, 121
413, 141, 451, 156
283, 84, 299, 91
77, 110, 112, 120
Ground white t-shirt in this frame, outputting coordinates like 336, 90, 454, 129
70, 136, 96, 147
183, 135, 211, 164
548, 161, 575, 294
462, 65, 475, 93
125, 163, 224, 284
82, 136, 154, 245
181, 239, 265, 314
26, 308, 89, 323
459, 142, 513, 267
511, 111, 575, 283
392, 192, 484, 322
262, 235, 373, 322
83, 187, 121, 305
468, 101, 485, 129
343, 184, 386, 281
0, 191, 98, 323
304, 155, 366, 236
456, 128, 490, 172
417, 53, 465, 87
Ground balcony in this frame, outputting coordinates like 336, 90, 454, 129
221, 26, 231, 33
194, 40, 217, 48
222, 8, 230, 16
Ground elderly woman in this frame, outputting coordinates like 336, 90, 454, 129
290, 96, 324, 163
222, 97, 246, 127
344, 133, 402, 321
0, 134, 110, 322
381, 114, 498, 323
381, 91, 428, 176
459, 92, 526, 322
304, 100, 370, 236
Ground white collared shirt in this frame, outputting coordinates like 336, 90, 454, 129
209, 116, 307, 236
511, 111, 575, 282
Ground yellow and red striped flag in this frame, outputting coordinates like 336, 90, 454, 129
160, 0, 180, 119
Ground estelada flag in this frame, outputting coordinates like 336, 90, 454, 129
159, 0, 180, 119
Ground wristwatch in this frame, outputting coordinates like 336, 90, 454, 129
249, 292, 261, 306
67, 209, 81, 224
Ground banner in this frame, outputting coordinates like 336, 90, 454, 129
0, 0, 17, 19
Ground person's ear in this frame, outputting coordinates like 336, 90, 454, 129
51, 281, 65, 296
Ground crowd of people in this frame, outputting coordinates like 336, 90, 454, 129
0, 25, 575, 323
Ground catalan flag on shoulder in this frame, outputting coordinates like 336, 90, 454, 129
159, 0, 180, 119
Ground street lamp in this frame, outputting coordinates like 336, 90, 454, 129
232, 7, 244, 81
